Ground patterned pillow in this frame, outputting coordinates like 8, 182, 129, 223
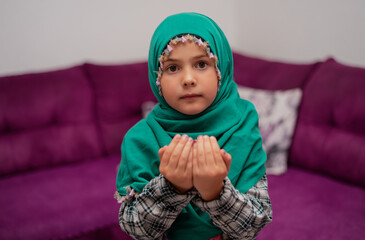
237, 85, 302, 175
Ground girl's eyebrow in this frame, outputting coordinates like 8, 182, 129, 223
192, 54, 209, 60
164, 54, 209, 63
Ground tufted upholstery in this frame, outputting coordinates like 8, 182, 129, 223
0, 66, 103, 176
233, 52, 319, 90
232, 53, 365, 240
291, 59, 365, 187
233, 53, 365, 187
85, 62, 155, 155
1, 53, 364, 240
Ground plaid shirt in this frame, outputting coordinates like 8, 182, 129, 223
117, 174, 272, 240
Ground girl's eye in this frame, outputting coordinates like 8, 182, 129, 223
166, 65, 179, 73
196, 61, 207, 69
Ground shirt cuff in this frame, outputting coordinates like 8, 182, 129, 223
150, 174, 197, 207
192, 177, 244, 215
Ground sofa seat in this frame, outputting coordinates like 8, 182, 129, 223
258, 167, 365, 240
0, 156, 127, 240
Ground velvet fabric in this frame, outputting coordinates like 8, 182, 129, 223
258, 168, 365, 240
85, 62, 154, 155
290, 58, 365, 187
233, 52, 319, 90
1, 52, 364, 240
233, 53, 365, 239
0, 66, 103, 176
0, 156, 122, 240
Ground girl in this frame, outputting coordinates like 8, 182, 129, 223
115, 13, 272, 240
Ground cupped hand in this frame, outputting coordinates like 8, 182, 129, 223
192, 135, 232, 201
159, 134, 194, 193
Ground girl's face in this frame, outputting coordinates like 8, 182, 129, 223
160, 41, 219, 115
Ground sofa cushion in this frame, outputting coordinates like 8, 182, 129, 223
291, 59, 365, 187
71, 224, 133, 240
233, 52, 319, 90
85, 62, 155, 155
257, 167, 365, 240
0, 156, 126, 240
0, 66, 103, 176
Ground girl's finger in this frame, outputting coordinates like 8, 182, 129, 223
209, 136, 223, 166
193, 140, 199, 169
158, 146, 167, 160
169, 134, 189, 168
203, 135, 214, 165
178, 137, 193, 171
187, 144, 193, 173
158, 146, 169, 170
197, 135, 206, 167
221, 149, 232, 171
162, 134, 181, 165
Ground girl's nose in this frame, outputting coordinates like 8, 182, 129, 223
182, 69, 196, 86
184, 79, 196, 86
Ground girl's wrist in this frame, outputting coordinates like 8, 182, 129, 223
173, 185, 193, 194
199, 182, 224, 201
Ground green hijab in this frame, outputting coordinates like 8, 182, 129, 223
116, 13, 266, 239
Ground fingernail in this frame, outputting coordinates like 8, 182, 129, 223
175, 134, 181, 139
204, 135, 209, 139
182, 134, 188, 140
222, 149, 226, 155
188, 137, 193, 142
197, 135, 202, 140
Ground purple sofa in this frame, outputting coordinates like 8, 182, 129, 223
1, 52, 364, 240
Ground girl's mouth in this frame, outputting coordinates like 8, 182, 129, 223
181, 94, 201, 99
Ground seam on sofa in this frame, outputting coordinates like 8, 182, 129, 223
82, 63, 108, 157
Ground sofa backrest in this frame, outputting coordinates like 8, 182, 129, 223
233, 52, 365, 187
0, 66, 104, 177
233, 53, 318, 90
85, 62, 156, 156
290, 59, 365, 187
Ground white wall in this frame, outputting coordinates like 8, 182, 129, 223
1, 0, 365, 77
232, 0, 365, 66
0, 0, 236, 76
